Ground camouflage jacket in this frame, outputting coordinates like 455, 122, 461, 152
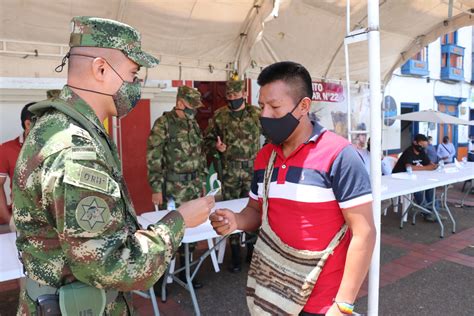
147, 110, 208, 193
204, 104, 262, 162
13, 86, 184, 293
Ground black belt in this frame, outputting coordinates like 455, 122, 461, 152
227, 160, 253, 168
166, 171, 198, 182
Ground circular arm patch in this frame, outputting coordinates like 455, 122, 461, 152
75, 196, 111, 232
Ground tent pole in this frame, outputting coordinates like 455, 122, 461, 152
367, 0, 382, 315
345, 0, 352, 141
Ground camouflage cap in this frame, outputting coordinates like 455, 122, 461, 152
69, 16, 159, 68
177, 86, 204, 109
226, 80, 245, 93
46, 89, 61, 99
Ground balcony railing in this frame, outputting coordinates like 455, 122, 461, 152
401, 59, 429, 76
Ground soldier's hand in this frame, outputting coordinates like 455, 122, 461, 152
178, 196, 215, 228
216, 136, 227, 153
152, 192, 163, 207
209, 208, 238, 235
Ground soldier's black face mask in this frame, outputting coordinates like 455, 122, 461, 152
183, 107, 197, 118
259, 98, 304, 145
228, 98, 244, 111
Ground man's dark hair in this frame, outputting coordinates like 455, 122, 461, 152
443, 136, 449, 143
257, 61, 313, 103
414, 133, 428, 143
21, 102, 36, 129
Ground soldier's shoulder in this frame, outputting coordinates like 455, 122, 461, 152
150, 113, 169, 129
214, 106, 230, 116
246, 104, 261, 115
29, 110, 93, 159
212, 106, 231, 121
156, 111, 174, 124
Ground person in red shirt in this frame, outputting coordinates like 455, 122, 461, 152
210, 62, 375, 315
0, 102, 35, 230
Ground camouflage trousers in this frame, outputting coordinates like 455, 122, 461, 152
164, 178, 203, 208
221, 164, 257, 249
17, 286, 132, 316
221, 163, 253, 201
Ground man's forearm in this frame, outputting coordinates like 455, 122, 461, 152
236, 206, 261, 232
0, 189, 11, 222
335, 229, 376, 303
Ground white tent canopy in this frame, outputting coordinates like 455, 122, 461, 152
1, 1, 474, 315
1, 0, 474, 82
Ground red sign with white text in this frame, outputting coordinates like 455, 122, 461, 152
312, 82, 344, 103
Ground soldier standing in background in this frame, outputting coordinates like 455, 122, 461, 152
147, 85, 208, 288
204, 79, 262, 272
13, 17, 213, 315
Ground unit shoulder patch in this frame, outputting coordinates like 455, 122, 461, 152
75, 196, 111, 232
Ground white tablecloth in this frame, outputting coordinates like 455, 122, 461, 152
0, 232, 24, 282
381, 162, 474, 200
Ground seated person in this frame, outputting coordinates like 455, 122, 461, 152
437, 136, 456, 164
392, 134, 439, 222
468, 135, 474, 162
367, 138, 392, 175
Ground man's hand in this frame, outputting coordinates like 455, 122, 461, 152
216, 136, 227, 153
0, 205, 11, 224
209, 208, 238, 235
325, 303, 344, 316
152, 192, 163, 207
178, 196, 215, 228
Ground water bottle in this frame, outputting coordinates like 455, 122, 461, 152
406, 165, 413, 175
438, 160, 444, 172
462, 157, 467, 165
167, 197, 176, 211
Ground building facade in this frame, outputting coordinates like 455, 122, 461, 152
383, 26, 473, 159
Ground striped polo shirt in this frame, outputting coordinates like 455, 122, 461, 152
249, 121, 372, 314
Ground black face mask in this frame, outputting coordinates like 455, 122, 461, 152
228, 98, 245, 111
413, 144, 423, 152
259, 98, 303, 145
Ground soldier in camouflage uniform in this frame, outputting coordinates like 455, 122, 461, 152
204, 79, 262, 272
12, 16, 213, 315
147, 85, 208, 288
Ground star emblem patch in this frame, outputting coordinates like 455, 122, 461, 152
76, 196, 111, 233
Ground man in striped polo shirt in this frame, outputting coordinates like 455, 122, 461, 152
210, 61, 375, 315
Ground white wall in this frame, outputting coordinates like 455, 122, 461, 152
458, 26, 473, 83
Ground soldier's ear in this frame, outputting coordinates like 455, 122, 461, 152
91, 58, 107, 82
176, 98, 184, 109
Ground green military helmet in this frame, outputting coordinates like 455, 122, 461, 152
46, 89, 61, 99
226, 80, 245, 94
69, 16, 159, 68
177, 86, 204, 109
